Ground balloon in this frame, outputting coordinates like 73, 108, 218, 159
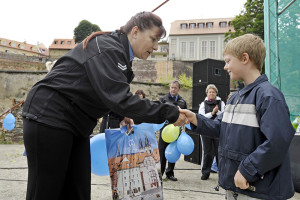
90, 133, 109, 176
292, 116, 300, 131
185, 123, 191, 130
177, 132, 195, 155
3, 113, 15, 131
152, 121, 166, 132
161, 124, 180, 143
165, 141, 181, 163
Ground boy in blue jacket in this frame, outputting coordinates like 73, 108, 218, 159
180, 34, 295, 200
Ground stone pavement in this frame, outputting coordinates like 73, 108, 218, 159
1, 144, 299, 200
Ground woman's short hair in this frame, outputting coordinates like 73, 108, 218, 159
206, 84, 218, 94
135, 89, 146, 98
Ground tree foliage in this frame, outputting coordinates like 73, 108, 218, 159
225, 0, 264, 41
74, 20, 101, 43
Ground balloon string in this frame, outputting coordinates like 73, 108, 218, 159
0, 100, 24, 118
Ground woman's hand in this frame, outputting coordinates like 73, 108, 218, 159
178, 108, 198, 126
212, 105, 219, 115
120, 117, 134, 131
173, 113, 188, 126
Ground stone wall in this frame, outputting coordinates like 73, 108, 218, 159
0, 70, 192, 143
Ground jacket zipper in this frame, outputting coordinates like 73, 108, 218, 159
231, 93, 241, 123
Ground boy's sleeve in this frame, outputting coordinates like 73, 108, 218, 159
238, 96, 295, 182
191, 113, 222, 137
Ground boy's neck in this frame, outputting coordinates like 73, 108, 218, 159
242, 67, 261, 86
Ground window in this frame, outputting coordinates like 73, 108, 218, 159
60, 41, 64, 45
12, 43, 16, 47
220, 22, 227, 27
151, 55, 155, 58
20, 44, 25, 49
67, 41, 71, 45
201, 41, 207, 58
54, 41, 58, 44
1, 40, 6, 45
160, 46, 168, 52
228, 21, 231, 26
207, 22, 213, 28
189, 42, 194, 58
189, 23, 196, 29
180, 42, 186, 58
210, 41, 216, 58
181, 23, 187, 29
198, 23, 204, 28
214, 68, 221, 76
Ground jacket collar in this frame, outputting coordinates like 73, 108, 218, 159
238, 74, 268, 96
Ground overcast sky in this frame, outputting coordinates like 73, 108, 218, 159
1, 0, 246, 47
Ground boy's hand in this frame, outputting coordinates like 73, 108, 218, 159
178, 107, 198, 126
234, 170, 249, 190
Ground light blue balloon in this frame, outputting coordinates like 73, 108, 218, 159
90, 133, 109, 176
3, 113, 15, 131
152, 121, 166, 132
185, 123, 191, 130
165, 141, 181, 163
177, 132, 194, 155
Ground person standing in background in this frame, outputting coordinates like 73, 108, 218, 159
159, 80, 187, 181
198, 84, 225, 180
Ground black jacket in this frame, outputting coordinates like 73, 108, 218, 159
159, 93, 187, 109
22, 32, 179, 137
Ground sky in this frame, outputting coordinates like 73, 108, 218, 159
1, 0, 246, 48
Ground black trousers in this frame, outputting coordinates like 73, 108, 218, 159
158, 131, 175, 178
200, 135, 219, 176
23, 119, 91, 200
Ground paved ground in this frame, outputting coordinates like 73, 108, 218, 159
1, 144, 299, 200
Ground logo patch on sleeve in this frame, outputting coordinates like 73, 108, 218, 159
117, 62, 127, 71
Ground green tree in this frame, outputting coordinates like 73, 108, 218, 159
225, 0, 264, 41
74, 20, 101, 43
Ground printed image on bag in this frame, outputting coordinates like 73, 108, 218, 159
105, 123, 163, 200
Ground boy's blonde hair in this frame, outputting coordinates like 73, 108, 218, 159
206, 84, 218, 94
223, 34, 266, 72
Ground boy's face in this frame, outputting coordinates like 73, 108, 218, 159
223, 54, 245, 81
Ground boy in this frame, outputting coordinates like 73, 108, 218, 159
180, 34, 295, 200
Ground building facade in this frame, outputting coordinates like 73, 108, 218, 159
48, 38, 77, 59
0, 38, 49, 58
168, 18, 234, 61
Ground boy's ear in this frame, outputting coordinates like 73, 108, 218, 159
241, 53, 250, 64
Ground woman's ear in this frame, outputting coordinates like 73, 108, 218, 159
130, 26, 139, 39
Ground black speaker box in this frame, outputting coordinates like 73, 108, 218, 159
193, 58, 229, 85
184, 130, 202, 165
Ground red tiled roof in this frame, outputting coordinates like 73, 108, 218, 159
0, 37, 49, 56
49, 38, 77, 50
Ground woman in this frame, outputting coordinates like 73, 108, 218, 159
198, 84, 225, 180
22, 11, 187, 200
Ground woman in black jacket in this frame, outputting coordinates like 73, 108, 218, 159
22, 11, 187, 200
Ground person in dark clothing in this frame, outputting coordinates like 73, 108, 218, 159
159, 80, 187, 181
22, 12, 188, 200
99, 90, 146, 132
198, 84, 225, 180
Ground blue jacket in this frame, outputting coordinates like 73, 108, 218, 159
192, 74, 295, 199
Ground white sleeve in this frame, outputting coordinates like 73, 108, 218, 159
216, 101, 226, 115
199, 102, 213, 118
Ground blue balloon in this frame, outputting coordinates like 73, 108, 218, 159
152, 121, 166, 132
185, 123, 191, 130
165, 141, 181, 163
90, 133, 109, 176
3, 113, 15, 131
177, 132, 194, 155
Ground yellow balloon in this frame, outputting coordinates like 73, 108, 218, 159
162, 124, 180, 143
